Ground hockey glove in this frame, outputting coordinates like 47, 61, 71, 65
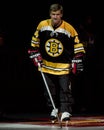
28, 49, 43, 67
72, 53, 84, 74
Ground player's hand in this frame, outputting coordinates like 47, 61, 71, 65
72, 53, 84, 74
28, 49, 43, 67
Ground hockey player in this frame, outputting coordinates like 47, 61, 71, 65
28, 3, 85, 122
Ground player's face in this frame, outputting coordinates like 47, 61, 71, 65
50, 10, 63, 26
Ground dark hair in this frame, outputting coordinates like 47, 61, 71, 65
49, 3, 63, 14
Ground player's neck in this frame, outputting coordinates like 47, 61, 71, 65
52, 20, 62, 29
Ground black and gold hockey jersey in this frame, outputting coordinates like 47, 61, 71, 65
30, 19, 85, 75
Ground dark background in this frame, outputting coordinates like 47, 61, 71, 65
0, 0, 104, 116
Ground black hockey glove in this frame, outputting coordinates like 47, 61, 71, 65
28, 49, 43, 67
72, 53, 84, 74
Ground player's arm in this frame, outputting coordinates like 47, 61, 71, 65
72, 36, 86, 74
28, 23, 43, 67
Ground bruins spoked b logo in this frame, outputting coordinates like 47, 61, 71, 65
45, 38, 63, 57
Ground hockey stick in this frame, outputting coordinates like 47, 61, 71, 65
36, 60, 62, 127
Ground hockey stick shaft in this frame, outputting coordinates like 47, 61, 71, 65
36, 60, 61, 127
40, 68, 56, 110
